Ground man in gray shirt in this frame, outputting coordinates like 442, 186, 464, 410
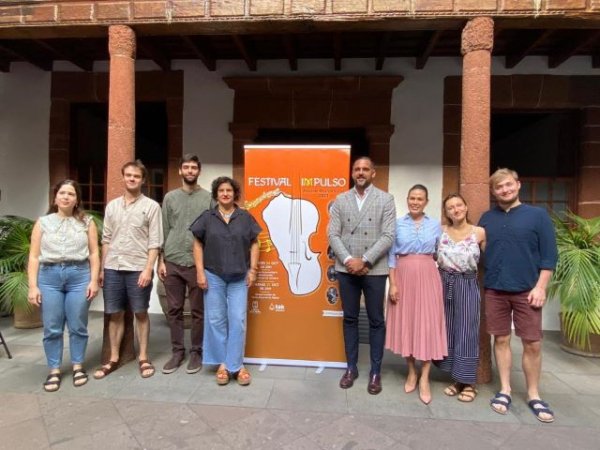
159, 154, 212, 374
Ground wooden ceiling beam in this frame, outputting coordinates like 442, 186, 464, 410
0, 41, 52, 71
282, 34, 297, 71
32, 39, 94, 71
180, 35, 216, 71
232, 35, 257, 71
505, 29, 554, 68
548, 30, 600, 68
137, 39, 171, 71
375, 31, 391, 71
416, 30, 443, 70
333, 33, 342, 71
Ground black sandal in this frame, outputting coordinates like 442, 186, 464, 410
73, 368, 88, 387
43, 372, 62, 393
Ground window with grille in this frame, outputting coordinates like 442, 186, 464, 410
491, 111, 579, 215
69, 102, 167, 211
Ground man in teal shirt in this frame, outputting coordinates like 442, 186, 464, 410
158, 154, 212, 374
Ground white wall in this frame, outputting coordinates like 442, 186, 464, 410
1, 55, 597, 323
0, 63, 51, 219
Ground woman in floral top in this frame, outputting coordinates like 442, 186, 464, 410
435, 193, 486, 403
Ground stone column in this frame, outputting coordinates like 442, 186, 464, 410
106, 25, 136, 200
460, 16, 494, 384
101, 25, 137, 367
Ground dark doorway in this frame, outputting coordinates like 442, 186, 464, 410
490, 111, 580, 213
69, 102, 168, 210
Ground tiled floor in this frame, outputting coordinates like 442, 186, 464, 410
1, 312, 599, 449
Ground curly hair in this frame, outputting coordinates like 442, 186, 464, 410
211, 176, 241, 202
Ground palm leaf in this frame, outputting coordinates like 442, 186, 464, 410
0, 271, 31, 313
550, 211, 600, 350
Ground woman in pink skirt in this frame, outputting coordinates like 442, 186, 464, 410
386, 184, 447, 405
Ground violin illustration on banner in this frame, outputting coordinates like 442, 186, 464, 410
262, 192, 321, 295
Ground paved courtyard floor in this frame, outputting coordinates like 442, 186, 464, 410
1, 311, 600, 449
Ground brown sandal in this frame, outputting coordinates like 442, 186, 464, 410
93, 361, 119, 380
236, 367, 251, 386
139, 360, 155, 378
216, 364, 230, 385
458, 385, 478, 403
444, 382, 464, 397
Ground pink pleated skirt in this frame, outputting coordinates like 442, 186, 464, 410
385, 254, 448, 361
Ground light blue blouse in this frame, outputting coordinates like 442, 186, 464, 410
388, 214, 442, 268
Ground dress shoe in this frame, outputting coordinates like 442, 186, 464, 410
339, 369, 358, 389
367, 373, 382, 395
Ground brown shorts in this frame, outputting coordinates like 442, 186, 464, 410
484, 289, 543, 341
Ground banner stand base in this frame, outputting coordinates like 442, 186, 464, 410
244, 357, 346, 370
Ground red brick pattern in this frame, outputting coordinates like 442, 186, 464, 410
290, 0, 326, 14
547, 0, 587, 10
171, 1, 207, 19
21, 4, 56, 23
210, 0, 245, 16
455, 0, 497, 11
332, 0, 368, 13
415, 0, 453, 12
372, 0, 411, 13
133, 1, 168, 20
59, 3, 94, 22
96, 2, 131, 21
2, 0, 599, 29
250, 0, 285, 15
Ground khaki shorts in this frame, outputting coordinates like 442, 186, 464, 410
485, 289, 543, 341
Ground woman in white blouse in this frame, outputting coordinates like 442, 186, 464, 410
28, 180, 100, 392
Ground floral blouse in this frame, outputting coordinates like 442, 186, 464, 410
436, 228, 480, 273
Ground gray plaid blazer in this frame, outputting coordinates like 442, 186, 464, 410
327, 186, 396, 276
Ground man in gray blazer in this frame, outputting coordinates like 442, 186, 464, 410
328, 157, 396, 394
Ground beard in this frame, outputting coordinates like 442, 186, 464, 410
183, 176, 199, 186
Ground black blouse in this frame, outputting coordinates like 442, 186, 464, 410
190, 206, 262, 277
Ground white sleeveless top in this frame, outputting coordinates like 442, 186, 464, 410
436, 228, 480, 272
38, 213, 91, 263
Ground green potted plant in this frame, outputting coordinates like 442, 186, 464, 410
0, 215, 40, 328
0, 213, 103, 329
549, 211, 600, 356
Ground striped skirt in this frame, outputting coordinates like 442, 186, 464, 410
436, 268, 481, 384
385, 254, 447, 361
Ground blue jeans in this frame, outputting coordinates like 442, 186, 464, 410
203, 270, 248, 372
38, 262, 91, 369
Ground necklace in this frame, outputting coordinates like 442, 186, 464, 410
219, 209, 234, 218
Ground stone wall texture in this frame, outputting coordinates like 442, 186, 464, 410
1, 0, 599, 29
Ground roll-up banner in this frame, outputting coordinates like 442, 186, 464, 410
244, 145, 350, 367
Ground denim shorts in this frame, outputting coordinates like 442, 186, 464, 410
103, 269, 152, 314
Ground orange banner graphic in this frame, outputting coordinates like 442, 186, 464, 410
244, 145, 350, 366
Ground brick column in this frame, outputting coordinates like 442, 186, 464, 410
579, 107, 600, 218
106, 25, 136, 201
460, 16, 494, 384
102, 25, 137, 368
